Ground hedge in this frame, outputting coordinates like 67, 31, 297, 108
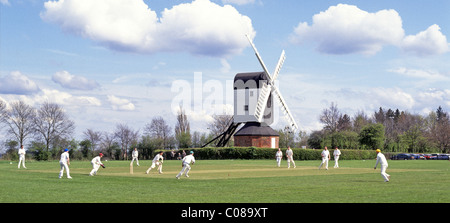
154, 147, 380, 160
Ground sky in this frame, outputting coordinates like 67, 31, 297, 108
1, 0, 449, 140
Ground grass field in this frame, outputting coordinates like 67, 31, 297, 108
1, 159, 449, 203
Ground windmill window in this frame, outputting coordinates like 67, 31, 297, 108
244, 105, 249, 111
250, 91, 254, 97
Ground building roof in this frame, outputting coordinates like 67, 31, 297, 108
234, 122, 280, 136
234, 72, 269, 88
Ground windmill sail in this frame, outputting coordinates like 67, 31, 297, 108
272, 86, 298, 131
255, 82, 271, 122
272, 50, 285, 82
245, 34, 298, 132
245, 35, 272, 83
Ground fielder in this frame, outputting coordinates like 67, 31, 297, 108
59, 149, 72, 179
286, 147, 296, 168
89, 153, 105, 176
130, 148, 140, 166
146, 151, 164, 174
319, 146, 330, 170
275, 148, 282, 167
374, 149, 390, 182
176, 151, 195, 179
333, 147, 341, 168
18, 145, 27, 169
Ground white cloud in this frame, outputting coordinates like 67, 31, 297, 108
222, 0, 255, 6
369, 88, 415, 109
0, 71, 40, 95
41, 0, 255, 57
0, 0, 10, 6
1, 88, 102, 108
388, 67, 449, 82
37, 89, 102, 107
290, 4, 404, 55
290, 4, 449, 56
52, 71, 100, 90
400, 24, 449, 56
416, 88, 450, 108
107, 95, 135, 111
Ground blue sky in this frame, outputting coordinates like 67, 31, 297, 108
1, 0, 449, 140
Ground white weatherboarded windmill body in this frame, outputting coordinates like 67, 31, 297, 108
203, 35, 298, 148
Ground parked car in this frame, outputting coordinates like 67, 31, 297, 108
437, 154, 450, 160
393, 153, 414, 160
410, 154, 426, 159
424, 154, 438, 160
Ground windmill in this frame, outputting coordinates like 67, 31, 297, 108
202, 35, 298, 148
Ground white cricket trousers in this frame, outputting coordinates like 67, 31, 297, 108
319, 158, 329, 170
276, 157, 282, 167
334, 156, 340, 168
59, 162, 71, 178
287, 156, 296, 168
130, 157, 139, 166
90, 163, 100, 176
18, 155, 26, 168
176, 163, 191, 178
380, 164, 390, 182
146, 161, 163, 173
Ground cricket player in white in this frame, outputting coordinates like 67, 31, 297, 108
130, 148, 140, 166
176, 151, 195, 179
374, 149, 390, 182
59, 149, 72, 179
286, 147, 296, 168
275, 148, 282, 167
146, 151, 164, 174
319, 146, 330, 170
18, 145, 26, 169
333, 147, 341, 168
89, 153, 104, 176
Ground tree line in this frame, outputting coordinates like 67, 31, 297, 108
278, 102, 450, 154
1, 100, 449, 161
0, 101, 218, 160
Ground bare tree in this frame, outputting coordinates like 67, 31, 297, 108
83, 129, 103, 157
207, 114, 232, 136
352, 110, 372, 133
175, 105, 191, 148
320, 102, 341, 133
0, 100, 6, 121
337, 114, 352, 131
34, 102, 75, 151
114, 123, 139, 160
1, 101, 37, 147
144, 116, 172, 149
100, 131, 116, 158
428, 107, 450, 153
0, 101, 6, 142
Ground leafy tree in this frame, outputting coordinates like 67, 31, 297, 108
307, 130, 325, 149
358, 123, 385, 150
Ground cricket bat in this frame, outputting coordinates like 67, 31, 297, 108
130, 163, 133, 174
